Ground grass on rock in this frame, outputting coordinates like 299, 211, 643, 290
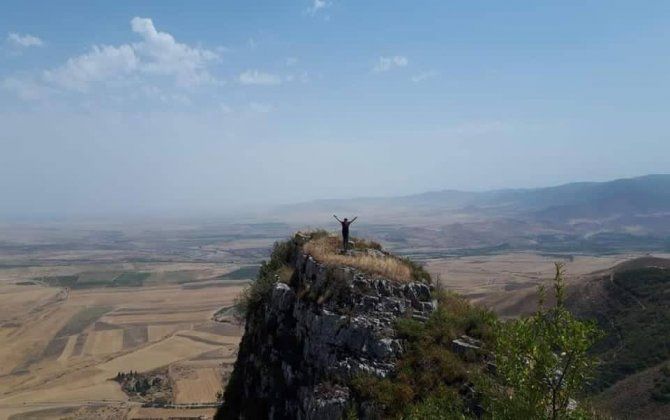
303, 234, 426, 283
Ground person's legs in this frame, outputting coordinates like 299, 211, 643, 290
343, 232, 349, 250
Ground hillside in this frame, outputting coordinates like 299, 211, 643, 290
216, 232, 607, 419
216, 232, 496, 419
566, 257, 670, 418
279, 175, 670, 221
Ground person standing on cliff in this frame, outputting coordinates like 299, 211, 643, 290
333, 215, 357, 250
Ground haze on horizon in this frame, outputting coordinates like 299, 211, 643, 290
2, 1, 669, 219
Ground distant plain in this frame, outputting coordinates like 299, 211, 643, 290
3, 176, 670, 418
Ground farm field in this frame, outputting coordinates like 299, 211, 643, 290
2, 221, 668, 418
0, 262, 250, 419
425, 252, 670, 317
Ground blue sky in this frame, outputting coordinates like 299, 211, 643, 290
1, 1, 669, 218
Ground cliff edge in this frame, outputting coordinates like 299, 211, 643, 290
216, 232, 436, 419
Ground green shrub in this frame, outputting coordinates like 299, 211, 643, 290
351, 290, 496, 418
352, 238, 383, 251
400, 257, 432, 284
483, 264, 602, 419
233, 238, 297, 321
405, 392, 467, 420
352, 265, 601, 419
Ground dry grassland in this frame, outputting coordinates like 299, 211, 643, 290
304, 235, 412, 282
0, 271, 245, 419
82, 329, 124, 356
426, 252, 670, 317
171, 361, 224, 404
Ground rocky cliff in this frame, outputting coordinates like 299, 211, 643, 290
216, 233, 436, 419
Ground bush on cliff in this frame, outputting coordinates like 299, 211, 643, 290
351, 264, 602, 420
482, 263, 602, 419
225, 234, 601, 419
233, 238, 296, 321
352, 289, 496, 418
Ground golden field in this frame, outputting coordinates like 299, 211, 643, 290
0, 266, 247, 419
425, 251, 670, 317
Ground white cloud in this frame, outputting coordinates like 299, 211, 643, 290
43, 44, 138, 91
41, 17, 219, 92
7, 33, 43, 48
130, 17, 219, 87
307, 0, 330, 15
373, 55, 408, 72
411, 70, 438, 83
238, 70, 282, 86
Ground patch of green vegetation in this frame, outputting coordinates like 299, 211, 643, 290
351, 291, 495, 418
485, 264, 602, 419
55, 306, 112, 337
39, 275, 79, 288
37, 272, 150, 289
224, 233, 602, 419
400, 256, 432, 283
351, 237, 383, 251
112, 272, 149, 287
586, 267, 670, 391
652, 364, 670, 403
220, 237, 299, 416
221, 265, 261, 280
233, 238, 297, 320
351, 264, 601, 419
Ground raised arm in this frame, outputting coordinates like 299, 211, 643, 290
333, 215, 342, 223
350, 216, 358, 223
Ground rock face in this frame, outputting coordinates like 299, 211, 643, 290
216, 244, 435, 420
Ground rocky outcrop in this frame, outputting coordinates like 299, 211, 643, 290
216, 239, 435, 420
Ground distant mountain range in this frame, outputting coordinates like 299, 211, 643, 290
276, 174, 670, 254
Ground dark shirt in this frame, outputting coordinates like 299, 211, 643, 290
341, 221, 351, 235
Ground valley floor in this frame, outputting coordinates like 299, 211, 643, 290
426, 252, 670, 317
0, 276, 245, 419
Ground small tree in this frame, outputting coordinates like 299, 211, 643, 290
486, 263, 601, 419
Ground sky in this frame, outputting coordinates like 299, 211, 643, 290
1, 1, 669, 219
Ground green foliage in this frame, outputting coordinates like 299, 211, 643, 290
39, 275, 79, 288
343, 405, 359, 420
651, 364, 670, 403
400, 256, 433, 284
112, 272, 149, 287
352, 237, 383, 251
406, 393, 468, 420
351, 290, 496, 418
484, 263, 601, 419
587, 267, 670, 391
233, 238, 296, 320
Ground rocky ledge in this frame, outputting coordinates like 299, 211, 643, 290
216, 235, 435, 419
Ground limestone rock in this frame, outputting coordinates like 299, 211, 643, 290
218, 240, 435, 420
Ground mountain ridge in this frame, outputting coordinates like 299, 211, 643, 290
273, 174, 670, 254
278, 174, 670, 216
